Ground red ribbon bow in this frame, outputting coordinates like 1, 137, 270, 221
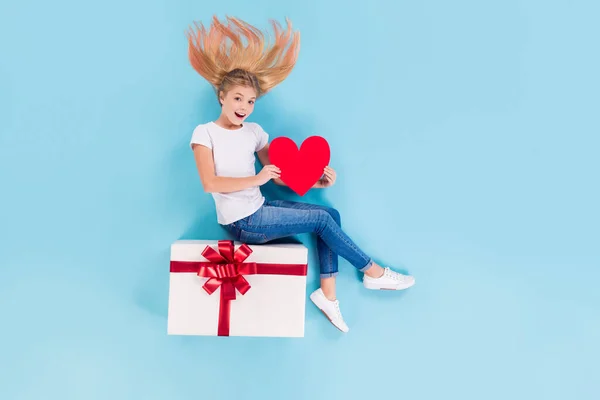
198, 240, 257, 301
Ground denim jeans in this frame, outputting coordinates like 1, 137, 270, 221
223, 200, 374, 278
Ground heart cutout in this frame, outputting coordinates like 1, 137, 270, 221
268, 136, 331, 196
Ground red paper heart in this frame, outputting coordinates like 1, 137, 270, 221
268, 136, 331, 196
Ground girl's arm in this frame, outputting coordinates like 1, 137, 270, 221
194, 144, 277, 193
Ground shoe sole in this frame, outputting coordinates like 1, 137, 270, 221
363, 280, 415, 291
310, 295, 349, 333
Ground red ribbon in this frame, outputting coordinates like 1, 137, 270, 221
170, 240, 307, 336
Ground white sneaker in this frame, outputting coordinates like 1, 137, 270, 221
309, 288, 349, 333
363, 267, 415, 290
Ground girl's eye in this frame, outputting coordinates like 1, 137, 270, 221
249, 101, 254, 105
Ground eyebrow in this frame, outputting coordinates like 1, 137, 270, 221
235, 92, 256, 99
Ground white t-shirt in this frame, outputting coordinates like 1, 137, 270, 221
190, 121, 269, 225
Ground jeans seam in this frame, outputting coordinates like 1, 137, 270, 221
328, 246, 334, 275
240, 229, 267, 242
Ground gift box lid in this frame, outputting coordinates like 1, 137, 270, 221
170, 240, 308, 263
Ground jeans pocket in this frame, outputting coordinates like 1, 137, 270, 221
239, 229, 268, 244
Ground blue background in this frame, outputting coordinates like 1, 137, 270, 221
1, 0, 599, 399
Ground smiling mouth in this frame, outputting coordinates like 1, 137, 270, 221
234, 112, 246, 119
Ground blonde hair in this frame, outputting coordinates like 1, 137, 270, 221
186, 15, 301, 100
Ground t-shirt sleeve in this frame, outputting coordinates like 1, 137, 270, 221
254, 123, 269, 152
190, 125, 213, 150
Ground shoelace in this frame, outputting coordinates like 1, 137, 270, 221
385, 268, 409, 281
334, 301, 343, 319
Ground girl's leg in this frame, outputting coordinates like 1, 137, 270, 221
265, 200, 340, 300
234, 200, 413, 288
263, 201, 415, 299
237, 201, 374, 270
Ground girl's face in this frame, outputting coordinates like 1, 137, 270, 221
219, 85, 257, 127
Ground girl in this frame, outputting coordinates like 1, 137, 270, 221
186, 16, 415, 333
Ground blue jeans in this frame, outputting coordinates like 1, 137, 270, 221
223, 200, 374, 278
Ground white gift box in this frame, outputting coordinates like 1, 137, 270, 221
167, 240, 308, 337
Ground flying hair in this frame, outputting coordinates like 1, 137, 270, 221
186, 15, 301, 99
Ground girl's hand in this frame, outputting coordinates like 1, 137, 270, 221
256, 164, 281, 185
315, 166, 337, 188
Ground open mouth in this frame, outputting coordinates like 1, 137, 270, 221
234, 112, 246, 119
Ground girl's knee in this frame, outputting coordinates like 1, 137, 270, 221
319, 207, 341, 226
328, 207, 341, 225
314, 209, 338, 232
